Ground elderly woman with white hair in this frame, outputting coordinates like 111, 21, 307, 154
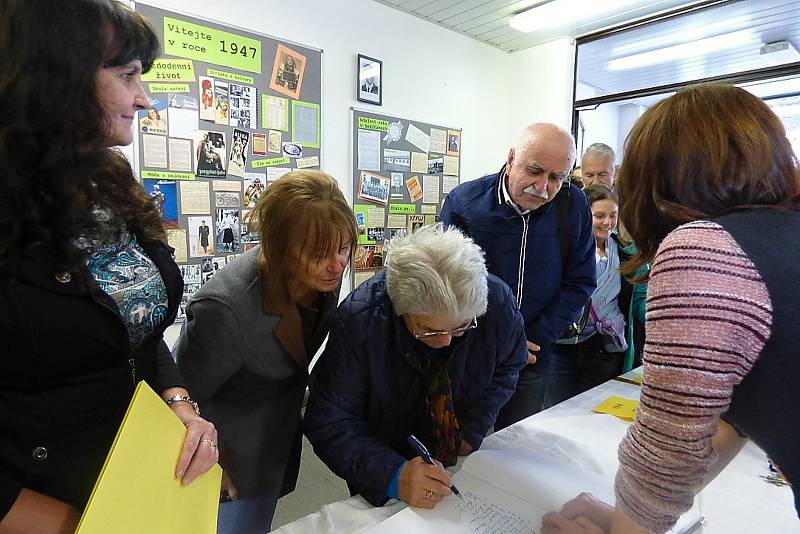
304, 225, 528, 509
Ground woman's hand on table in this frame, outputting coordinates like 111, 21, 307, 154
542, 492, 613, 534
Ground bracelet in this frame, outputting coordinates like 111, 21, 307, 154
166, 395, 200, 415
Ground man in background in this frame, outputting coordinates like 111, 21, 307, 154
440, 123, 596, 428
580, 142, 616, 187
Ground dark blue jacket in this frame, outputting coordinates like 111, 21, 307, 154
303, 270, 527, 506
440, 167, 596, 350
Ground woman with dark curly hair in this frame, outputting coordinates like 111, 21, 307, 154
0, 1, 218, 532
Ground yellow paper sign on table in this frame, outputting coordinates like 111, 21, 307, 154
76, 381, 222, 534
592, 396, 639, 421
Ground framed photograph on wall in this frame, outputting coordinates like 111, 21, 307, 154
357, 54, 382, 106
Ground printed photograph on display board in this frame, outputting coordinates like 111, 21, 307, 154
143, 179, 178, 228
215, 208, 241, 254
187, 216, 214, 258
243, 173, 266, 207
131, 2, 322, 314
351, 110, 462, 289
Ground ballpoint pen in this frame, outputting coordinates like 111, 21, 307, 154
407, 434, 463, 499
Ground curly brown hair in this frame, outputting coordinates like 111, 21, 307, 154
0, 0, 165, 271
617, 83, 800, 277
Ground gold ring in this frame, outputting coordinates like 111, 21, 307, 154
425, 489, 433, 499
201, 438, 217, 449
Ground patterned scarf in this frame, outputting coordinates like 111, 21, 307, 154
418, 353, 462, 467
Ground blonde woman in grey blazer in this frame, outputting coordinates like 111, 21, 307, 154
174, 170, 357, 534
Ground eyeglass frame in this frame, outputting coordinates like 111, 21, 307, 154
411, 316, 478, 339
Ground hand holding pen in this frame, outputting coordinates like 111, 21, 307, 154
398, 435, 463, 509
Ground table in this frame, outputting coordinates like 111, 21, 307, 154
274, 370, 799, 533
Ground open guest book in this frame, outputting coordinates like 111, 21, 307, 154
76, 381, 222, 534
365, 448, 701, 534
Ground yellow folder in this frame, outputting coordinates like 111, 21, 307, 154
76, 381, 222, 533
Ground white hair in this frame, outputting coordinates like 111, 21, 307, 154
582, 142, 615, 163
513, 123, 577, 173
385, 225, 488, 322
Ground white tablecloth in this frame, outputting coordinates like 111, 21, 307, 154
274, 371, 798, 533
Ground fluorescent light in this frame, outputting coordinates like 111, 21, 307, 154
510, 0, 642, 33
605, 29, 756, 71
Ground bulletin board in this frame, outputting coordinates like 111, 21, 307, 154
351, 109, 462, 289
131, 2, 322, 318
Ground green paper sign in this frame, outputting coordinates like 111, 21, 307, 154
358, 117, 389, 131
148, 83, 190, 93
141, 171, 195, 180
252, 157, 291, 168
164, 17, 262, 74
389, 204, 416, 214
207, 68, 255, 85
141, 59, 195, 82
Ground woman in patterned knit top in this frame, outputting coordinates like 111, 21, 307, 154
541, 83, 800, 534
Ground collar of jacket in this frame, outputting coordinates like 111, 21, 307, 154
258, 258, 338, 371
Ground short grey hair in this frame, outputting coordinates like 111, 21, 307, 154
386, 225, 488, 323
583, 142, 615, 163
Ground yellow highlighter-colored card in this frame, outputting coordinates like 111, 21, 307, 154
76, 381, 222, 534
592, 396, 639, 421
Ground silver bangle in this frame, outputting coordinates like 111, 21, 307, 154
166, 395, 200, 415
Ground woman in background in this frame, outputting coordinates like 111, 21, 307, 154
175, 170, 357, 534
542, 83, 800, 533
545, 184, 644, 408
0, 2, 217, 533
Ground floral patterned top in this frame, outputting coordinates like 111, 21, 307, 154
86, 232, 169, 347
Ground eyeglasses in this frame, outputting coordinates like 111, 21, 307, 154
412, 317, 478, 339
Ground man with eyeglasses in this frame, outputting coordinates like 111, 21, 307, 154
304, 225, 527, 510
440, 123, 596, 429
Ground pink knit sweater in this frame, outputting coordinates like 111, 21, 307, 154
614, 220, 772, 533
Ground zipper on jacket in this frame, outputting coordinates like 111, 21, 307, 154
516, 214, 530, 308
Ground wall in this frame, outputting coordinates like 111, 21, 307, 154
578, 104, 620, 158
616, 103, 646, 157
504, 37, 576, 138
137, 0, 519, 188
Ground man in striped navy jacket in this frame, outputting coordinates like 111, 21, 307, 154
440, 123, 595, 429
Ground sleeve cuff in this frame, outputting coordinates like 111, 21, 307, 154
386, 464, 404, 499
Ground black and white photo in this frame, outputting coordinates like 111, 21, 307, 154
357, 54, 382, 106
215, 208, 241, 253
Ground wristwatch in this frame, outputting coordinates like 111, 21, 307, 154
165, 395, 200, 415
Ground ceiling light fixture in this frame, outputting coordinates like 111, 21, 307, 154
605, 29, 756, 71
760, 41, 800, 66
510, 0, 643, 33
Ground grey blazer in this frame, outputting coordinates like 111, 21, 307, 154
174, 246, 337, 502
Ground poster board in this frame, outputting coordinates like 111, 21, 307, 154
351, 109, 462, 289
132, 2, 322, 318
